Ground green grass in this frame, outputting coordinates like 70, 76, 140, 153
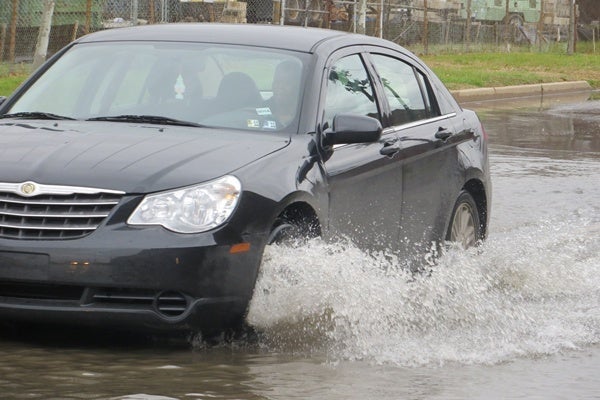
420, 47, 600, 90
0, 74, 28, 97
0, 63, 32, 97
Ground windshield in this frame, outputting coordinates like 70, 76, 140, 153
7, 42, 308, 132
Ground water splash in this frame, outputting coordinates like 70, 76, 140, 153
247, 215, 600, 367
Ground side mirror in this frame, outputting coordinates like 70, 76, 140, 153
322, 114, 382, 147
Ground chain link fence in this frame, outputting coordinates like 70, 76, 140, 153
0, 0, 594, 68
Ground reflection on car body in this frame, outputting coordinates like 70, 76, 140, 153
0, 24, 490, 333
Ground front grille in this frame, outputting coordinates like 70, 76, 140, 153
0, 283, 190, 318
0, 190, 123, 240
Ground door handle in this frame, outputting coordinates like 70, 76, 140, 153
380, 139, 400, 156
435, 127, 453, 140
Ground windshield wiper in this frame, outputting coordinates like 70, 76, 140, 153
87, 115, 206, 128
1, 111, 76, 120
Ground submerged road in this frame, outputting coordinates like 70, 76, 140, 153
0, 93, 599, 399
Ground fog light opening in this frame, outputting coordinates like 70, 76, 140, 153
154, 291, 188, 317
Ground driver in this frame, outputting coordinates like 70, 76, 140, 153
264, 60, 302, 128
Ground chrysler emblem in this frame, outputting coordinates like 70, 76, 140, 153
20, 182, 37, 196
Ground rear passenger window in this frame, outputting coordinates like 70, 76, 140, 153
371, 54, 435, 126
323, 54, 380, 129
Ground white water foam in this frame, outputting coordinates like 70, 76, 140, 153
247, 214, 600, 367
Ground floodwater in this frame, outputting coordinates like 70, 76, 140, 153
1, 93, 599, 399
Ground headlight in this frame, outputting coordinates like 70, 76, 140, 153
127, 175, 241, 233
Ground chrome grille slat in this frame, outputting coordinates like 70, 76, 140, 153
0, 223, 101, 231
0, 183, 123, 240
0, 210, 110, 218
0, 197, 120, 206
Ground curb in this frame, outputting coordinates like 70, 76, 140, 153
450, 81, 592, 103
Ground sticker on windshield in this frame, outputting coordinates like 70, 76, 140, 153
263, 120, 277, 130
174, 74, 186, 100
247, 119, 260, 128
256, 107, 272, 116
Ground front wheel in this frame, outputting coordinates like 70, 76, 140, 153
267, 214, 318, 246
446, 191, 482, 249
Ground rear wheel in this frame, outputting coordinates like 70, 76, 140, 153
446, 191, 482, 249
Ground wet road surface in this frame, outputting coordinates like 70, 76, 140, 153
0, 93, 599, 399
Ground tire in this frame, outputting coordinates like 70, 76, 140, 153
504, 14, 525, 44
267, 218, 312, 246
507, 14, 524, 27
267, 219, 300, 245
446, 191, 482, 249
267, 208, 320, 246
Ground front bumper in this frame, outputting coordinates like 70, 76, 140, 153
0, 225, 266, 331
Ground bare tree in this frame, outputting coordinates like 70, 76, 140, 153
9, 0, 19, 65
32, 0, 55, 70
567, 0, 576, 54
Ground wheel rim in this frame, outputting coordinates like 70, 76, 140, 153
449, 203, 477, 249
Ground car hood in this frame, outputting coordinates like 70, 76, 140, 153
0, 120, 290, 193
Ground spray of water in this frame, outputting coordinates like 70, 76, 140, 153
246, 214, 600, 367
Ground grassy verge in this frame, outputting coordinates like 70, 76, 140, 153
421, 51, 600, 91
0, 63, 31, 97
0, 74, 28, 97
1, 46, 599, 96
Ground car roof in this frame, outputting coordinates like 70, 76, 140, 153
76, 23, 401, 54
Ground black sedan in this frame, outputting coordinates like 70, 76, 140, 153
0, 24, 490, 333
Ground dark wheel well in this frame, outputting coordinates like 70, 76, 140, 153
463, 179, 488, 239
269, 202, 321, 244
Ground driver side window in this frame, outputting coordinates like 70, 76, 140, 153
323, 54, 380, 129
370, 54, 434, 126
